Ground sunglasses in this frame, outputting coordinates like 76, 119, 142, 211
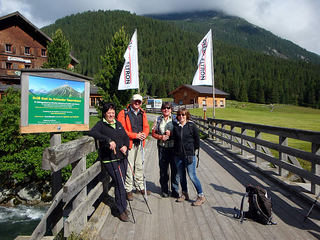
162, 107, 171, 110
133, 100, 142, 104
177, 113, 186, 117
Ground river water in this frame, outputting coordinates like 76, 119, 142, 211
0, 205, 48, 240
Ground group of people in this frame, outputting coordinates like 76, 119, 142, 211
89, 94, 205, 222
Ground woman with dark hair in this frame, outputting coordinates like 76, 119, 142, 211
89, 102, 130, 222
172, 107, 206, 206
152, 102, 179, 198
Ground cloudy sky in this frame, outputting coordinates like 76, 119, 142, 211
1, 0, 320, 55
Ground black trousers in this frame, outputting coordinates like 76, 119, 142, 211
158, 146, 179, 195
103, 158, 128, 215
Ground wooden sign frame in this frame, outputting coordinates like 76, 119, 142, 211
20, 69, 91, 134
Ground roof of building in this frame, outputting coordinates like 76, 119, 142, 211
169, 84, 229, 96
0, 11, 79, 64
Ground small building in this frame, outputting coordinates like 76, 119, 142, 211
0, 11, 100, 112
169, 84, 229, 108
0, 12, 79, 90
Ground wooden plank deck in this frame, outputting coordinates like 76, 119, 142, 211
87, 138, 320, 240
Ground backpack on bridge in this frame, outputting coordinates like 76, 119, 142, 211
234, 185, 277, 225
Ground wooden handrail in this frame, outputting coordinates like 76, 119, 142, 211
27, 136, 103, 240
192, 116, 320, 194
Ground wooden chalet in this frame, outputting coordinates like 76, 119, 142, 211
0, 11, 101, 112
169, 84, 229, 108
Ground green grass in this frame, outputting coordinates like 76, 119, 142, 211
189, 100, 320, 171
190, 100, 320, 132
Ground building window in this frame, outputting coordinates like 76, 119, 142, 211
215, 100, 217, 107
90, 97, 95, 107
5, 44, 12, 52
25, 64, 31, 69
6, 62, 13, 69
220, 100, 224, 107
41, 49, 46, 56
25, 47, 31, 55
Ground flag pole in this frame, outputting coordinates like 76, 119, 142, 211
135, 29, 140, 94
211, 29, 215, 118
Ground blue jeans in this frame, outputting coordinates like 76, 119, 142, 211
158, 146, 179, 195
175, 155, 203, 195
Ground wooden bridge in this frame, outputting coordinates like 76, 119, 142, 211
17, 117, 320, 240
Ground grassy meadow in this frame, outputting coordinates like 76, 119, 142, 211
189, 100, 320, 132
189, 100, 320, 171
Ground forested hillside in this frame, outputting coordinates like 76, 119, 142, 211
42, 10, 320, 108
147, 10, 320, 64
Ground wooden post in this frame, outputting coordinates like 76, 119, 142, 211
50, 133, 62, 196
311, 143, 320, 194
64, 156, 87, 237
255, 131, 263, 164
50, 133, 63, 236
241, 128, 248, 157
279, 136, 289, 177
230, 126, 235, 151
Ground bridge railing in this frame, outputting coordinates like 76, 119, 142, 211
192, 116, 320, 194
28, 136, 103, 240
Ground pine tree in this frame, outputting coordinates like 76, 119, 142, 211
94, 27, 134, 109
42, 29, 71, 69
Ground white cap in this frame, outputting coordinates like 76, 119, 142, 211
132, 94, 143, 101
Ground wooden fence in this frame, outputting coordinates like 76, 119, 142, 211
26, 136, 103, 240
192, 116, 320, 194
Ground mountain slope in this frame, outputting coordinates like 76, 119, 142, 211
41, 10, 320, 108
146, 10, 320, 64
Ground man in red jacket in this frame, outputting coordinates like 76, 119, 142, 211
118, 94, 150, 201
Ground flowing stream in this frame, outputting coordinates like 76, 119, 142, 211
0, 205, 48, 240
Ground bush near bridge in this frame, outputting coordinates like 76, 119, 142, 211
0, 89, 96, 189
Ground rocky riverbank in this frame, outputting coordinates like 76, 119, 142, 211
0, 181, 52, 207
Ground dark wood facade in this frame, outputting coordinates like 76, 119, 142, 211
0, 11, 79, 98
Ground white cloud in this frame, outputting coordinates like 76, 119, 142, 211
0, 0, 319, 55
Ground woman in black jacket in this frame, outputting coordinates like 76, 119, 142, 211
89, 102, 130, 222
172, 107, 206, 206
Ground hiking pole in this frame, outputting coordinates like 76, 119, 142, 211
127, 160, 152, 214
304, 191, 320, 221
118, 163, 135, 223
141, 140, 147, 199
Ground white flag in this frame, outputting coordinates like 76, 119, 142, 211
192, 30, 213, 86
118, 30, 139, 90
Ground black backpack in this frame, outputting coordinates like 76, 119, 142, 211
234, 185, 276, 225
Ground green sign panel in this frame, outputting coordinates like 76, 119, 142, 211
28, 75, 85, 125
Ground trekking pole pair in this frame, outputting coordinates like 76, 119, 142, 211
127, 158, 152, 214
118, 162, 136, 223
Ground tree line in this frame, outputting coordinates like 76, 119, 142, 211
41, 10, 320, 108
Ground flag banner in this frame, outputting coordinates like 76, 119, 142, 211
192, 30, 213, 86
118, 30, 139, 90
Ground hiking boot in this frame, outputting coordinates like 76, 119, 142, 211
176, 192, 189, 202
139, 189, 151, 195
161, 192, 169, 198
192, 196, 206, 206
127, 191, 133, 201
118, 212, 129, 222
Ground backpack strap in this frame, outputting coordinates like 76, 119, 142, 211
234, 192, 248, 222
240, 192, 248, 223
252, 194, 277, 225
